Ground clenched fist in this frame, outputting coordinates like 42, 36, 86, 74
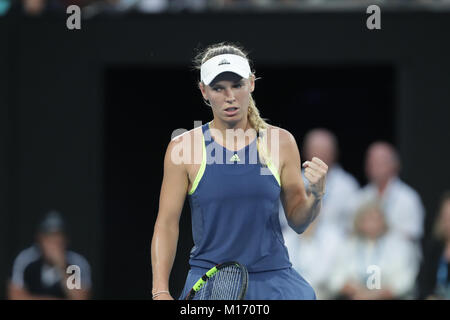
302, 157, 328, 198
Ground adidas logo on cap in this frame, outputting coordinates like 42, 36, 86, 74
218, 59, 230, 66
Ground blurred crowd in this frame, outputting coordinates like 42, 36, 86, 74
2, 0, 450, 16
280, 129, 450, 299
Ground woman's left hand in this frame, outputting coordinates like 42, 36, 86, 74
302, 157, 328, 198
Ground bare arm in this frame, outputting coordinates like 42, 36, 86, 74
151, 137, 189, 300
60, 271, 90, 300
8, 282, 62, 300
64, 288, 90, 300
8, 281, 89, 300
342, 281, 394, 300
279, 130, 328, 234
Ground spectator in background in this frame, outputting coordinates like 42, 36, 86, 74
282, 214, 344, 299
301, 128, 359, 234
21, 0, 49, 15
348, 142, 425, 251
208, 0, 272, 10
417, 191, 450, 299
169, 0, 206, 12
9, 0, 89, 15
328, 201, 419, 299
116, 0, 168, 12
8, 211, 91, 300
83, 0, 168, 15
0, 0, 12, 15
280, 128, 359, 299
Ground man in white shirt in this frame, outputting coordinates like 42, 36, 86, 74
349, 142, 425, 242
347, 142, 425, 272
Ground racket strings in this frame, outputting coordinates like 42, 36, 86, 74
194, 265, 243, 300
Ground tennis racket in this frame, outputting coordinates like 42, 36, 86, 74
185, 261, 248, 300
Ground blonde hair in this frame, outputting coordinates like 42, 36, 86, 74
193, 42, 271, 165
352, 201, 388, 238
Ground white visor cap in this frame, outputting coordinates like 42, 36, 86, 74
200, 54, 251, 86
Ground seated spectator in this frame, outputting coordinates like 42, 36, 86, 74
9, 0, 93, 16
8, 211, 91, 300
328, 201, 419, 299
283, 217, 344, 299
416, 191, 450, 299
348, 142, 425, 261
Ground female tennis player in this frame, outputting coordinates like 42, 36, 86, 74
151, 42, 328, 300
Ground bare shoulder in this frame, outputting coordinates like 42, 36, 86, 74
169, 126, 203, 149
170, 125, 200, 143
263, 125, 300, 172
265, 125, 298, 149
167, 125, 203, 169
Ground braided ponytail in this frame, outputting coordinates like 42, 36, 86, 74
247, 95, 271, 166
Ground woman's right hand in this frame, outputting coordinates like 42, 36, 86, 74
153, 292, 174, 300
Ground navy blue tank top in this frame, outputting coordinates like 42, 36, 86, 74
187, 122, 291, 272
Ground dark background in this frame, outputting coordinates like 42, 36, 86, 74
1, 11, 450, 299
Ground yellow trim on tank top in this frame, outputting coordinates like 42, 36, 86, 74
188, 121, 281, 195
266, 158, 281, 186
188, 130, 207, 195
